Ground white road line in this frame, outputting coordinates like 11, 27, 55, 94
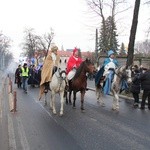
8, 114, 17, 150
16, 116, 30, 150
29, 92, 58, 123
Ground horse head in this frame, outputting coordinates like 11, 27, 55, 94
116, 65, 132, 83
84, 58, 96, 74
57, 67, 67, 80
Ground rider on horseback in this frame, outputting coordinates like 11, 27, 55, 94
66, 47, 83, 80
95, 50, 119, 95
39, 45, 60, 98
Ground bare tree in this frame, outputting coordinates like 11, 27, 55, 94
22, 28, 42, 58
39, 28, 55, 57
0, 32, 12, 68
135, 40, 150, 56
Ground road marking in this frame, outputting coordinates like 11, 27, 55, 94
29, 93, 58, 123
16, 116, 30, 150
8, 114, 17, 150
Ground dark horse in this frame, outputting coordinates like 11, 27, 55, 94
65, 58, 95, 111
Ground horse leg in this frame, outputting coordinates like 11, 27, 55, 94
96, 86, 105, 107
81, 91, 85, 111
44, 93, 47, 106
51, 91, 56, 114
60, 91, 64, 116
50, 94, 53, 109
69, 90, 72, 105
65, 90, 68, 105
72, 91, 76, 109
112, 91, 119, 111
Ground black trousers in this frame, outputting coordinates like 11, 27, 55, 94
132, 92, 139, 103
141, 90, 150, 108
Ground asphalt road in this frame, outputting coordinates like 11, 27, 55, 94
1, 76, 150, 150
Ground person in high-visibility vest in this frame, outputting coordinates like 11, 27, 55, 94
21, 63, 29, 93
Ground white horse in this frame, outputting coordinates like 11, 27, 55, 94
96, 65, 132, 111
45, 59, 67, 116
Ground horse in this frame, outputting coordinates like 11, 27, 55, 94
95, 65, 132, 111
44, 59, 67, 116
65, 58, 96, 111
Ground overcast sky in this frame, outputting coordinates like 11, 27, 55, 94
0, 0, 149, 59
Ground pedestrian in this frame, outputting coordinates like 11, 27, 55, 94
21, 63, 29, 93
130, 65, 141, 108
39, 45, 60, 99
66, 47, 83, 80
95, 50, 119, 95
139, 67, 150, 109
15, 64, 22, 88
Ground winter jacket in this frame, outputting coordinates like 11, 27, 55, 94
139, 70, 150, 91
130, 72, 141, 93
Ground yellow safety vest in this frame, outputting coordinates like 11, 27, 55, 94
21, 67, 29, 77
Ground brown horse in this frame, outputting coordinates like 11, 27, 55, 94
65, 58, 95, 111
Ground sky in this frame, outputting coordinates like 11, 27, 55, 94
0, 0, 149, 59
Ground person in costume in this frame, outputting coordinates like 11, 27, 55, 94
66, 47, 83, 80
95, 50, 119, 95
39, 45, 60, 99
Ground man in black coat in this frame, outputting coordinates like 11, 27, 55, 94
139, 68, 150, 109
130, 66, 141, 108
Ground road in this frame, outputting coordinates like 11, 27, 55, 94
1, 75, 150, 150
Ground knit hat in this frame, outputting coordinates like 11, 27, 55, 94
51, 46, 58, 52
108, 50, 114, 57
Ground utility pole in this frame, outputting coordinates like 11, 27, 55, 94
95, 28, 99, 67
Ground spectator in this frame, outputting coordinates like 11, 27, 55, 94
139, 67, 150, 109
130, 65, 141, 108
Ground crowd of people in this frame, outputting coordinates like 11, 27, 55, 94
14, 47, 150, 110
130, 65, 150, 109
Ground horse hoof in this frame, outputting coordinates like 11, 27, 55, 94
81, 107, 85, 110
72, 106, 76, 109
101, 103, 105, 107
112, 107, 119, 111
81, 109, 85, 112
53, 111, 57, 114
59, 113, 63, 117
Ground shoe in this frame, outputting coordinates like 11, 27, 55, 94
140, 106, 145, 110
44, 89, 48, 93
133, 103, 139, 107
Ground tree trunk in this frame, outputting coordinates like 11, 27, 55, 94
127, 0, 141, 66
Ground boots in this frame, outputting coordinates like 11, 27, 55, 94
44, 82, 50, 93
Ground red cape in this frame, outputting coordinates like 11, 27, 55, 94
66, 56, 83, 74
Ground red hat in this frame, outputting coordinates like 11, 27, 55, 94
73, 47, 78, 56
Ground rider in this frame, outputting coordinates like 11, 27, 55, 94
39, 45, 60, 98
95, 50, 119, 95
66, 47, 83, 80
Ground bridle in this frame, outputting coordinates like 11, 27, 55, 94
114, 67, 132, 81
54, 69, 67, 91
